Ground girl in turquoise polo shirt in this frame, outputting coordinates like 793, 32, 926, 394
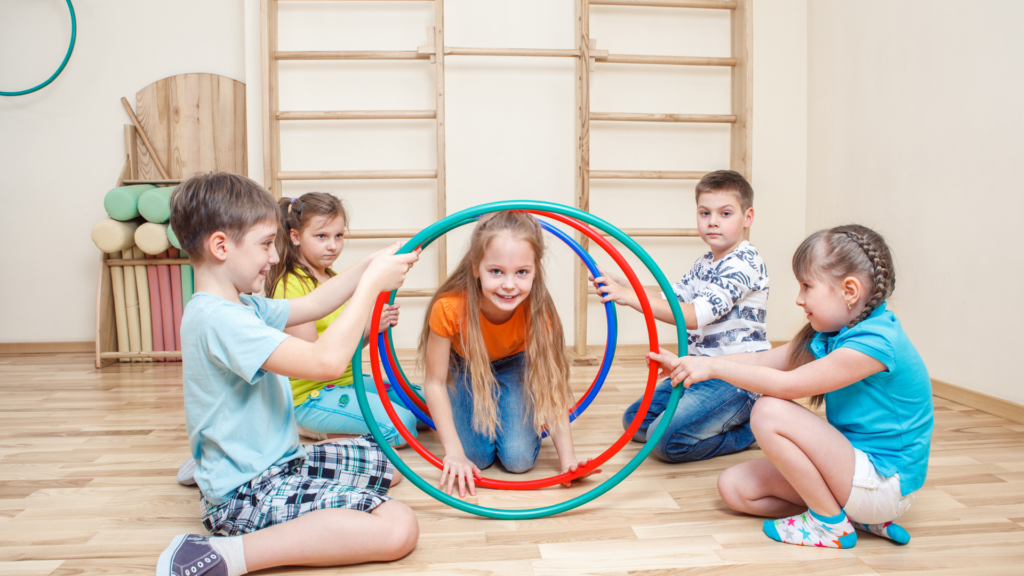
648, 224, 932, 549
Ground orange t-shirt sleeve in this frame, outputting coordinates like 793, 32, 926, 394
428, 297, 459, 340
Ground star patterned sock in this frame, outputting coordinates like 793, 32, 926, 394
855, 521, 911, 544
763, 509, 858, 549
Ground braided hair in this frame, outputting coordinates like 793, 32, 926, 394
789, 224, 896, 407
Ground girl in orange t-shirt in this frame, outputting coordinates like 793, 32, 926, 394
420, 212, 600, 498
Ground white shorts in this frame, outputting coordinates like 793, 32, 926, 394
844, 448, 915, 525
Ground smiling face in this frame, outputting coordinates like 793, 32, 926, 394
474, 233, 536, 323
291, 215, 345, 276
795, 273, 868, 333
225, 220, 280, 294
696, 190, 754, 260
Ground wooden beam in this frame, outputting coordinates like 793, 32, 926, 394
599, 54, 736, 66
345, 229, 420, 239
574, 0, 593, 362
397, 288, 436, 298
599, 228, 699, 237
277, 170, 437, 180
589, 0, 737, 9
122, 179, 183, 186
730, 0, 753, 180
418, 46, 609, 58
433, 5, 448, 286
277, 110, 436, 120
590, 170, 707, 179
261, 0, 282, 197
120, 98, 170, 179
590, 112, 736, 123
275, 51, 428, 61
106, 259, 190, 267
101, 351, 183, 360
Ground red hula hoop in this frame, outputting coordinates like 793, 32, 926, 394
368, 210, 660, 490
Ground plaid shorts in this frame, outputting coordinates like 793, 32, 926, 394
201, 434, 394, 536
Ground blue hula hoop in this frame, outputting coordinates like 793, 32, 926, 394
379, 216, 617, 437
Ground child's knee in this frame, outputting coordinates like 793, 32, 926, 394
749, 395, 787, 437
497, 439, 539, 473
374, 501, 419, 560
717, 468, 743, 510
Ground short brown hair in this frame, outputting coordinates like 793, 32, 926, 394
169, 172, 279, 262
695, 170, 754, 212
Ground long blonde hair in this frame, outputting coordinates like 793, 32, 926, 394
790, 224, 896, 408
418, 212, 572, 439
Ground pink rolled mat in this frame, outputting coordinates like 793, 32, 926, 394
168, 248, 184, 353
146, 254, 166, 362
156, 251, 176, 362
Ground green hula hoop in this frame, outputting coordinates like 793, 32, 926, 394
353, 200, 687, 519
1, 0, 77, 97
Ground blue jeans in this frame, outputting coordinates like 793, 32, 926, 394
622, 378, 754, 463
448, 352, 540, 473
294, 374, 419, 447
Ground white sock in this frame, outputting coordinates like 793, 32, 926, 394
208, 536, 248, 576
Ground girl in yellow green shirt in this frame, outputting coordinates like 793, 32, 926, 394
267, 192, 419, 446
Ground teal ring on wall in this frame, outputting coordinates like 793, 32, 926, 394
1, 1, 77, 97
353, 200, 687, 519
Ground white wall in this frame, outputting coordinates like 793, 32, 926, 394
251, 0, 809, 349
806, 1, 1024, 404
0, 0, 245, 342
1, 1, 808, 353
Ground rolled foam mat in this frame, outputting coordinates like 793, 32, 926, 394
136, 222, 171, 255
109, 253, 130, 363
146, 254, 166, 362
133, 247, 153, 362
92, 219, 140, 253
137, 187, 174, 224
103, 184, 156, 221
122, 248, 143, 362
168, 248, 184, 352
167, 225, 181, 250
156, 252, 176, 361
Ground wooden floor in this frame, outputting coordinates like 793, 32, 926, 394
2, 353, 1023, 576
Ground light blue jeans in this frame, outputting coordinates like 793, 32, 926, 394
294, 374, 419, 447
622, 377, 755, 463
448, 352, 540, 473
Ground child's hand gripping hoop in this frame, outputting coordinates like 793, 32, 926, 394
353, 200, 687, 519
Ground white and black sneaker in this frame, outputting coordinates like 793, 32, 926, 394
157, 534, 226, 576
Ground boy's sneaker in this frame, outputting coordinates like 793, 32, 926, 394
176, 458, 197, 486
157, 534, 226, 576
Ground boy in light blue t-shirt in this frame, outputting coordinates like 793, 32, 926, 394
157, 173, 421, 576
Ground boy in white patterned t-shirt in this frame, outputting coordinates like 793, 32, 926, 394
593, 170, 768, 462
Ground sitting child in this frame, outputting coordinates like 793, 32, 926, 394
157, 173, 420, 576
593, 170, 769, 462
649, 224, 932, 548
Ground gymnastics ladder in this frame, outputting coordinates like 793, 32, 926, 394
573, 0, 752, 361
260, 0, 448, 294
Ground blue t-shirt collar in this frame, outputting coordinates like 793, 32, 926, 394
808, 302, 889, 359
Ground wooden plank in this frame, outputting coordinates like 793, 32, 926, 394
574, 0, 592, 361
932, 378, 1024, 425
434, 6, 448, 286
123, 125, 138, 180
120, 98, 169, 179
730, 0, 753, 180
590, 170, 708, 179
121, 179, 182, 186
599, 228, 699, 237
589, 0, 737, 9
261, 0, 276, 191
94, 255, 116, 369
100, 351, 183, 360
277, 110, 437, 120
275, 50, 428, 60
0, 342, 94, 355
397, 288, 436, 298
277, 170, 437, 180
590, 112, 736, 123
346, 229, 420, 239
105, 259, 189, 267
599, 54, 736, 66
